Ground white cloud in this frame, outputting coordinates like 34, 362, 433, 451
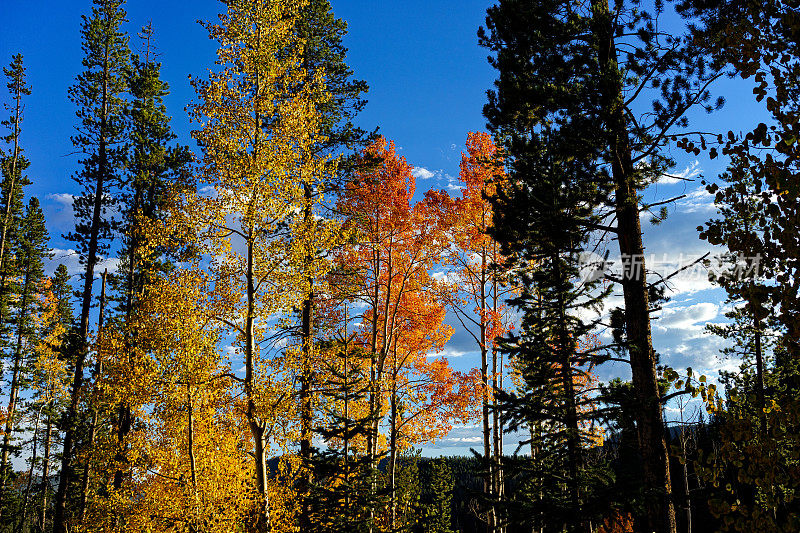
444, 173, 462, 191
676, 187, 716, 214
412, 167, 436, 180
47, 248, 120, 278
656, 302, 719, 332
445, 436, 482, 443
43, 193, 76, 234
437, 347, 469, 359
661, 160, 702, 184
659, 273, 716, 296
46, 193, 75, 206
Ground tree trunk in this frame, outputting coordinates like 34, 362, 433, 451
245, 236, 270, 532
389, 366, 398, 532
299, 182, 314, 531
554, 256, 588, 533
188, 389, 198, 516
479, 249, 495, 533
752, 305, 766, 436
0, 266, 32, 518
590, 2, 676, 531
79, 270, 106, 521
491, 272, 504, 533
679, 424, 692, 533
18, 407, 41, 533
39, 414, 52, 532
342, 316, 351, 521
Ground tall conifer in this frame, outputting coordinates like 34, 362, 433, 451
489, 125, 611, 532
53, 1, 130, 530
0, 198, 51, 522
106, 23, 191, 498
284, 4, 370, 526
480, 2, 722, 530
0, 55, 32, 367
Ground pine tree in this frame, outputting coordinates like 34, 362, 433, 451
105, 22, 191, 500
308, 338, 377, 533
480, 2, 724, 530
0, 54, 32, 373
423, 459, 454, 533
488, 126, 611, 533
53, 1, 130, 530
283, 3, 370, 525
0, 198, 51, 523
0, 54, 31, 294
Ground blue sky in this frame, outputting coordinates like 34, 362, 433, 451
1, 0, 770, 455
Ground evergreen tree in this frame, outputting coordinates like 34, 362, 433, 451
292, 0, 370, 160
0, 55, 32, 372
283, 3, 371, 526
0, 54, 31, 291
480, 2, 723, 530
0, 198, 51, 525
105, 22, 191, 499
114, 22, 191, 309
50, 265, 75, 328
391, 451, 421, 533
53, 1, 130, 530
308, 340, 378, 533
423, 459, 454, 533
489, 128, 611, 533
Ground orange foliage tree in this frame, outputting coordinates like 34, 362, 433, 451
335, 137, 478, 529
426, 131, 515, 527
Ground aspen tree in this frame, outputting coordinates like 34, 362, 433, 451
180, 1, 334, 529
427, 132, 514, 531
32, 264, 73, 532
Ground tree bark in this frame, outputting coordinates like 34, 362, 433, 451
590, 2, 677, 531
554, 255, 588, 533
188, 390, 198, 498
79, 269, 106, 521
491, 269, 504, 533
479, 248, 495, 533
389, 363, 398, 532
299, 182, 314, 531
18, 406, 41, 533
245, 234, 270, 533
39, 414, 53, 531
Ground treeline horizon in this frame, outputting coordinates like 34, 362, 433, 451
0, 0, 799, 532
